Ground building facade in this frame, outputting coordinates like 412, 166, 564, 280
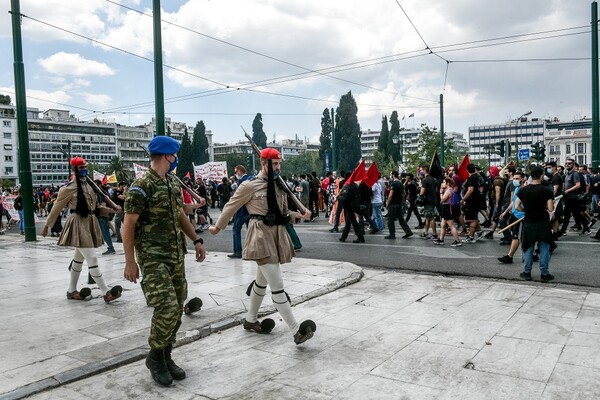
0, 105, 18, 184
545, 119, 592, 166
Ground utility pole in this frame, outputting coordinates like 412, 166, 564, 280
153, 0, 165, 136
11, 0, 36, 241
331, 108, 336, 173
592, 1, 599, 168
439, 94, 445, 166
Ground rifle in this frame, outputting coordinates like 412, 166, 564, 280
84, 176, 120, 211
241, 126, 309, 215
137, 144, 206, 207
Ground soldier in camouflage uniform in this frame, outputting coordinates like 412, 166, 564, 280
123, 136, 206, 387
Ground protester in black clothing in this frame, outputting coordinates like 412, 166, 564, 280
404, 174, 423, 228
339, 179, 365, 243
385, 171, 413, 239
357, 181, 376, 233
560, 158, 589, 235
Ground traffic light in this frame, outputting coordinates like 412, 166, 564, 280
531, 142, 540, 160
539, 144, 546, 161
495, 141, 505, 157
506, 141, 512, 157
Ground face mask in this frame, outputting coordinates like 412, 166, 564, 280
236, 174, 243, 180
512, 180, 521, 187
546, 168, 553, 174
79, 169, 88, 177
168, 156, 178, 173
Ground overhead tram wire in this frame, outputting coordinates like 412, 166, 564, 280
0, 89, 96, 113
20, 10, 592, 119
103, 0, 429, 100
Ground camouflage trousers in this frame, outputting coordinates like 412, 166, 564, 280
140, 258, 188, 350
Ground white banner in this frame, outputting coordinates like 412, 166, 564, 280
133, 163, 149, 179
1, 196, 41, 223
193, 162, 227, 181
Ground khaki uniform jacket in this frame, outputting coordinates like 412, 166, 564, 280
215, 171, 301, 265
45, 180, 103, 248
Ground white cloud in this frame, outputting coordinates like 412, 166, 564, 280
38, 52, 115, 77
0, 86, 72, 111
81, 92, 112, 109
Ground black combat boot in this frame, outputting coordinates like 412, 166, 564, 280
145, 348, 173, 386
164, 343, 186, 380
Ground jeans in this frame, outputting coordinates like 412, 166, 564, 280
18, 209, 24, 232
523, 241, 550, 275
371, 202, 384, 231
98, 216, 114, 250
232, 214, 247, 256
592, 194, 599, 216
286, 223, 302, 249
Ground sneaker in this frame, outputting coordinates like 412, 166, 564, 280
519, 272, 532, 281
590, 219, 598, 229
580, 229, 591, 236
475, 231, 484, 239
540, 273, 555, 283
498, 255, 513, 263
428, 234, 438, 240
451, 240, 462, 247
419, 233, 429, 239
384, 235, 396, 239
484, 231, 494, 239
102, 248, 116, 255
432, 239, 444, 245
462, 236, 476, 244
402, 232, 414, 239
570, 226, 582, 232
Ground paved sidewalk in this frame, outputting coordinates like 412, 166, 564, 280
9, 265, 600, 399
0, 236, 362, 400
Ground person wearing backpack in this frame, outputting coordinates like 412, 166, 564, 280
560, 158, 589, 235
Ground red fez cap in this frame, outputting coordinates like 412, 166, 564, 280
260, 148, 282, 160
70, 157, 86, 167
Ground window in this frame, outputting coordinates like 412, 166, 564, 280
577, 143, 586, 153
577, 155, 586, 165
3, 132, 11, 139
5, 156, 12, 161
566, 144, 571, 154
4, 167, 13, 174
3, 121, 11, 127
3, 144, 12, 150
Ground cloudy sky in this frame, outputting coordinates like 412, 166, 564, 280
0, 0, 595, 145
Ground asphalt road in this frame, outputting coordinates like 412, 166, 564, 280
6, 210, 599, 288
203, 213, 600, 289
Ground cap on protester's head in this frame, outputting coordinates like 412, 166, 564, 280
489, 166, 499, 178
260, 148, 282, 160
70, 157, 86, 167
148, 136, 180, 155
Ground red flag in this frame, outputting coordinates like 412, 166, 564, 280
364, 162, 380, 188
101, 174, 108, 185
344, 160, 367, 186
184, 171, 191, 178
456, 154, 470, 183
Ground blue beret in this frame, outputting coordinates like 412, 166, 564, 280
148, 135, 180, 155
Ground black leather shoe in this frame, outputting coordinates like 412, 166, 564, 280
227, 253, 242, 258
329, 228, 339, 233
353, 238, 365, 243
384, 235, 396, 239
339, 237, 346, 242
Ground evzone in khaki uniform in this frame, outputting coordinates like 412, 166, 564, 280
42, 156, 123, 302
209, 147, 317, 345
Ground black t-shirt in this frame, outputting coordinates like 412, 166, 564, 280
422, 175, 439, 205
592, 174, 600, 195
551, 173, 563, 197
517, 184, 554, 223
405, 181, 418, 202
389, 179, 404, 205
465, 174, 480, 206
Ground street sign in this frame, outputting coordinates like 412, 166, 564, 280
518, 149, 530, 161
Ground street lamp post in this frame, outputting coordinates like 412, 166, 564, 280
514, 110, 532, 163
53, 140, 71, 181
391, 133, 403, 167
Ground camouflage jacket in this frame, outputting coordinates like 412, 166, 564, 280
125, 168, 187, 263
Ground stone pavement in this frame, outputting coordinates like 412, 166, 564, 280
3, 247, 599, 400
0, 235, 362, 400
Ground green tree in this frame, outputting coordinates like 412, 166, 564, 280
281, 152, 322, 177
192, 121, 209, 165
377, 115, 390, 159
214, 152, 248, 177
370, 149, 396, 177
319, 108, 332, 165
0, 94, 11, 105
1, 179, 15, 189
335, 91, 362, 172
404, 124, 457, 173
108, 156, 132, 183
252, 113, 267, 149
178, 127, 193, 179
